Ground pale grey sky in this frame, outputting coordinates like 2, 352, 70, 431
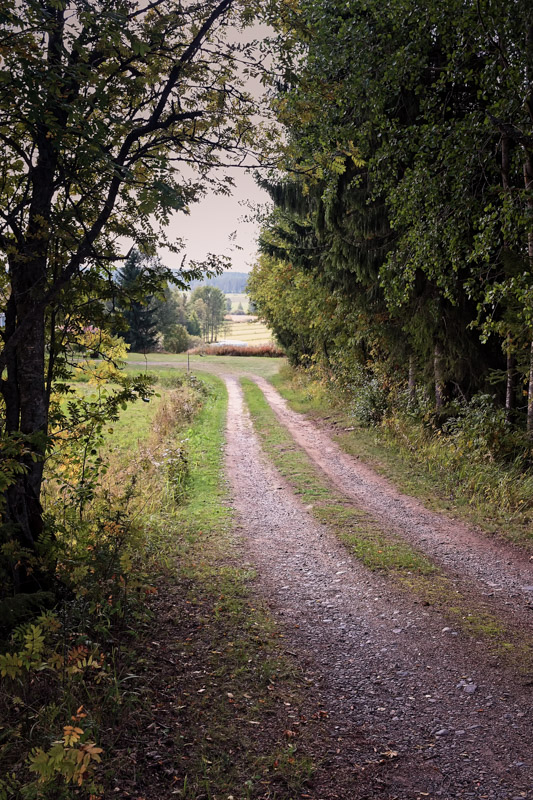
161, 20, 275, 275
163, 168, 269, 274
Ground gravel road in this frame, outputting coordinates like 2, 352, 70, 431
225, 375, 533, 800
253, 376, 533, 627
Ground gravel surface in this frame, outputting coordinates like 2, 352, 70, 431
225, 375, 533, 800
253, 376, 533, 627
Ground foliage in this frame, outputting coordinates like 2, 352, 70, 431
346, 367, 392, 428
254, 0, 533, 435
0, 0, 273, 566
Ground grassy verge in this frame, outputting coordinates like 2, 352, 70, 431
271, 366, 533, 549
1, 370, 323, 800
241, 377, 533, 671
115, 372, 321, 798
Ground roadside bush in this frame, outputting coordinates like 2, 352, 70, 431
335, 364, 391, 426
443, 394, 528, 465
163, 323, 190, 353
350, 376, 391, 426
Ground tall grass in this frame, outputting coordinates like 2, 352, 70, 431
189, 342, 284, 357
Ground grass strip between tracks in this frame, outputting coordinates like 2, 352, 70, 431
241, 378, 533, 673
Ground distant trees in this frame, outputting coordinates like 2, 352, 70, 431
116, 267, 228, 352
189, 272, 249, 293
191, 286, 227, 342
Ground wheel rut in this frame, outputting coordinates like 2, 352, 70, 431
224, 375, 532, 800
252, 376, 533, 625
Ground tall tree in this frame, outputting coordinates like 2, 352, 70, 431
260, 0, 532, 411
0, 0, 268, 562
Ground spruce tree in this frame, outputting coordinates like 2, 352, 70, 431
117, 250, 160, 352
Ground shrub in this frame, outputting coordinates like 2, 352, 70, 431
163, 323, 190, 353
443, 394, 529, 465
350, 376, 391, 426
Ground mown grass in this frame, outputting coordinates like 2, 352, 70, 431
271, 366, 533, 549
125, 352, 284, 380
222, 320, 273, 344
241, 377, 533, 670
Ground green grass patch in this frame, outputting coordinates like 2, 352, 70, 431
241, 377, 533, 672
126, 352, 284, 380
270, 364, 331, 417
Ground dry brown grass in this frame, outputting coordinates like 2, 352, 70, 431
189, 343, 284, 357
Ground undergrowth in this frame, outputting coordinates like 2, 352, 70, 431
0, 374, 211, 799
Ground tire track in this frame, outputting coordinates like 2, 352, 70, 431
224, 375, 533, 800
253, 375, 533, 624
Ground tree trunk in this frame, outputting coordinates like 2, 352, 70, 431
434, 341, 444, 411
408, 353, 416, 408
500, 137, 516, 424
3, 264, 48, 554
524, 155, 533, 436
528, 340, 533, 437
505, 345, 516, 423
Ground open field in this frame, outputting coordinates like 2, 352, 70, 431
225, 291, 249, 311
126, 352, 284, 379
221, 319, 273, 344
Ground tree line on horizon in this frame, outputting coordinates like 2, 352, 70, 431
116, 249, 229, 352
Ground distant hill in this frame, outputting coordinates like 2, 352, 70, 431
189, 272, 249, 294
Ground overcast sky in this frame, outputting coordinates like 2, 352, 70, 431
160, 21, 275, 275
162, 168, 270, 275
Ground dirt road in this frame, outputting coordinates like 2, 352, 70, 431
225, 375, 532, 800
